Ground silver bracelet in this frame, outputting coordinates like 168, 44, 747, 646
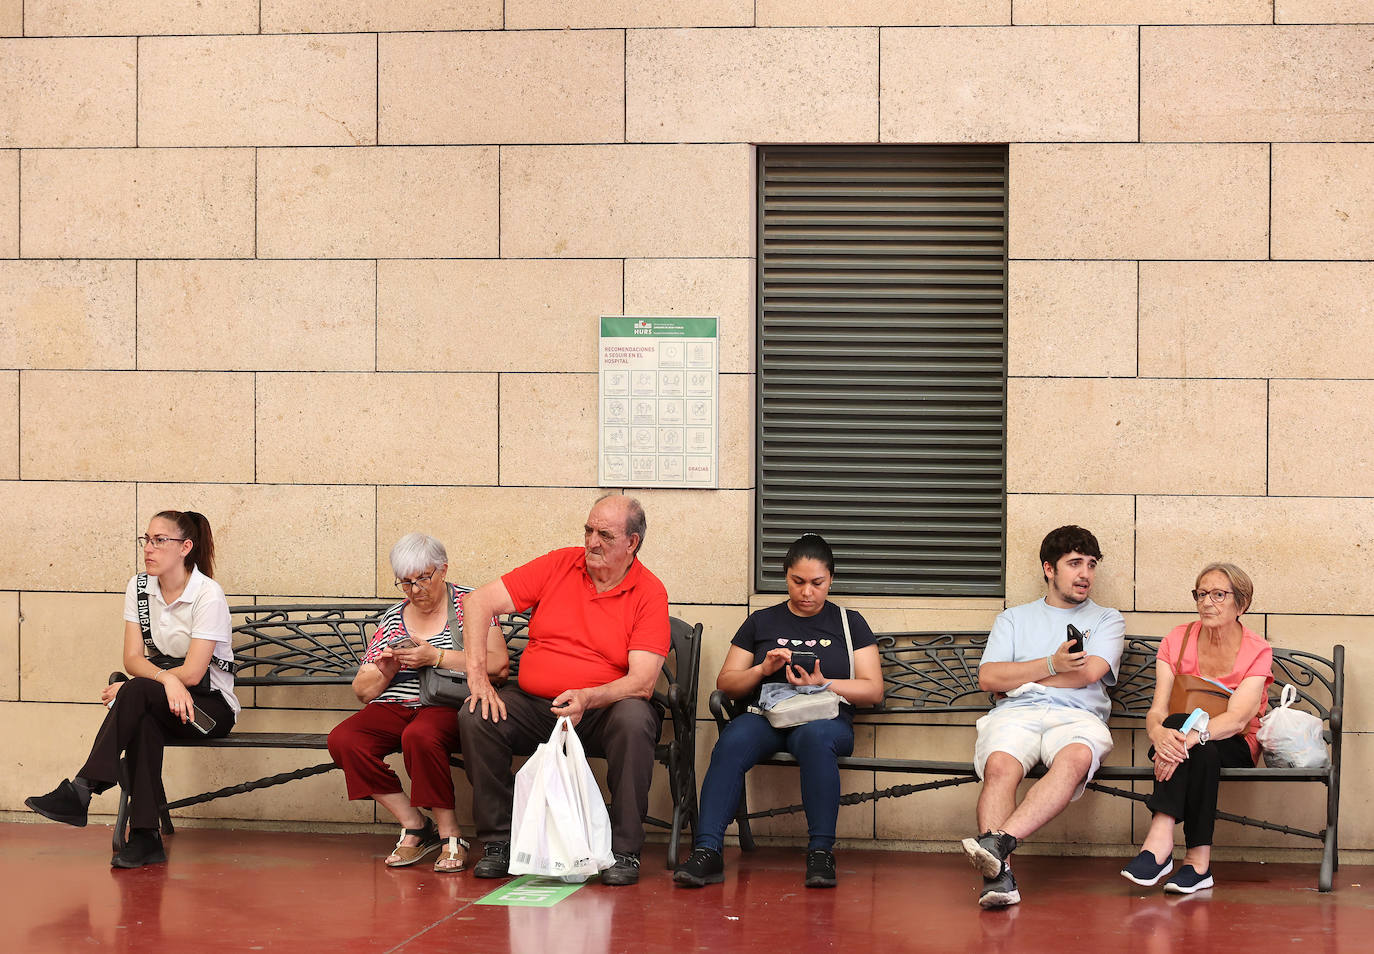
1046, 654, 1057, 676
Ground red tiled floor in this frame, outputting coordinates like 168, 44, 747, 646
3, 822, 1371, 953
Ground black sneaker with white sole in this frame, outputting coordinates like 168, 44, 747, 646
979, 868, 1021, 909
961, 830, 1018, 878
1120, 850, 1173, 886
1163, 865, 1213, 894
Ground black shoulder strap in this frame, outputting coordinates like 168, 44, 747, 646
136, 574, 156, 655
137, 573, 235, 675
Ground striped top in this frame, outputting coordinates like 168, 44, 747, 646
361, 583, 472, 707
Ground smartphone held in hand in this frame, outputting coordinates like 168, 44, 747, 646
190, 705, 217, 736
1066, 624, 1085, 654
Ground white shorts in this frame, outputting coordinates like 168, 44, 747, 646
973, 704, 1114, 801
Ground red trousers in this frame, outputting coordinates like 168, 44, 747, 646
327, 702, 461, 809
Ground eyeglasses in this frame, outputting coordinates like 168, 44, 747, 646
137, 535, 186, 548
1191, 588, 1234, 604
395, 570, 439, 592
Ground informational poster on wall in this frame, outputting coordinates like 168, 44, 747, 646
598, 316, 718, 489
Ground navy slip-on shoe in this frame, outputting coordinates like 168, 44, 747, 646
1120, 850, 1173, 886
1163, 864, 1214, 894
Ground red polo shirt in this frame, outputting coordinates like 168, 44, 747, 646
502, 547, 670, 699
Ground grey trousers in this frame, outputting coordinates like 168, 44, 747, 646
457, 686, 661, 855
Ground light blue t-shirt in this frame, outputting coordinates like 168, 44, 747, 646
980, 597, 1125, 723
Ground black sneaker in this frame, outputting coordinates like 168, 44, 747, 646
979, 868, 1021, 909
1120, 849, 1173, 887
111, 828, 166, 869
472, 841, 511, 879
961, 830, 1017, 878
673, 847, 725, 887
600, 851, 641, 886
804, 849, 837, 888
25, 779, 89, 828
1163, 865, 1214, 894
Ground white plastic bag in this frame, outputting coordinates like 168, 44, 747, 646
1256, 684, 1329, 769
508, 716, 615, 882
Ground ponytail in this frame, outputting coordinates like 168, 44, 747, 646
155, 509, 216, 579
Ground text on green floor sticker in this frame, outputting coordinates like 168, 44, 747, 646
475, 874, 590, 907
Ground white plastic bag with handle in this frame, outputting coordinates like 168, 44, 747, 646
508, 716, 615, 882
1256, 684, 1329, 769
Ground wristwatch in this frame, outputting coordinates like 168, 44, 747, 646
1197, 729, 1210, 744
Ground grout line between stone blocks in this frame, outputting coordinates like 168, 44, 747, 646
1136, 26, 1141, 143
15, 370, 21, 479
1267, 142, 1274, 262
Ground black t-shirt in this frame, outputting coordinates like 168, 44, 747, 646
731, 601, 877, 704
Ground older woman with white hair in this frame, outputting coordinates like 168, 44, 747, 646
327, 533, 508, 873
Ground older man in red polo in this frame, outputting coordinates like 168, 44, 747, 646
459, 493, 670, 886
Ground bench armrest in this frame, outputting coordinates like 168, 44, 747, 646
709, 689, 747, 730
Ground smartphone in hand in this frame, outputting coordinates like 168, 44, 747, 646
190, 705, 217, 736
1066, 624, 1085, 654
391, 637, 419, 650
787, 650, 819, 673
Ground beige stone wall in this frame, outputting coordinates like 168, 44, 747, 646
2, 6, 1371, 862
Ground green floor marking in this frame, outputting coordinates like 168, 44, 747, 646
475, 874, 592, 907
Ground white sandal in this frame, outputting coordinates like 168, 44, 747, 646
434, 836, 470, 873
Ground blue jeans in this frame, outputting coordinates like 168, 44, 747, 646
695, 710, 855, 853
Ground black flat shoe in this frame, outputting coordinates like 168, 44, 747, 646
25, 779, 89, 828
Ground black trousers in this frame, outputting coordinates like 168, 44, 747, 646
456, 687, 661, 855
1146, 711, 1254, 848
78, 676, 234, 829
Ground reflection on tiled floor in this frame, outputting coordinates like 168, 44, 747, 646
3, 822, 1371, 953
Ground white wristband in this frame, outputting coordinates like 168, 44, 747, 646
1046, 654, 1057, 676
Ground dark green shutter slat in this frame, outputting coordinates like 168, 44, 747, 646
756, 145, 1007, 597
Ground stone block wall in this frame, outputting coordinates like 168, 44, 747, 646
1, 2, 1370, 858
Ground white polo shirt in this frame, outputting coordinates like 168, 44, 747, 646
123, 568, 240, 716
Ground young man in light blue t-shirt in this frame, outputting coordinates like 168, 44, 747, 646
960, 525, 1125, 909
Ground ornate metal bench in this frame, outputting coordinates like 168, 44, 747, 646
115, 602, 702, 868
710, 632, 1344, 890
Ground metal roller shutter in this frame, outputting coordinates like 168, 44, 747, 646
756, 145, 1008, 596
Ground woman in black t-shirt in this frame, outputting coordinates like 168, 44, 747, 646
673, 534, 884, 889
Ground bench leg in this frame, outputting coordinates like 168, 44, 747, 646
112, 756, 132, 853
669, 804, 683, 869
1320, 827, 1335, 892
665, 740, 682, 869
158, 778, 176, 837
113, 789, 129, 852
735, 791, 756, 852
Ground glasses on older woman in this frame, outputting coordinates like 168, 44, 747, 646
395, 569, 439, 592
1191, 588, 1234, 604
